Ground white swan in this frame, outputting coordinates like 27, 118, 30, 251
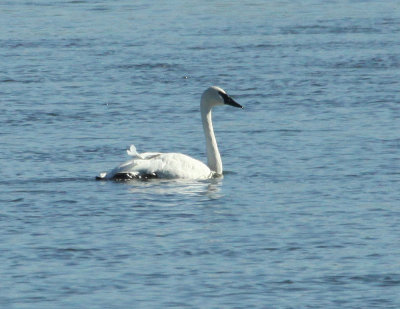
97, 86, 242, 180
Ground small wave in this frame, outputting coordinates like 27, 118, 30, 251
0, 78, 17, 83
280, 24, 381, 35
333, 55, 400, 69
112, 63, 181, 71
0, 197, 24, 203
324, 274, 400, 287
0, 177, 93, 186
90, 6, 110, 11
0, 78, 43, 84
350, 274, 400, 287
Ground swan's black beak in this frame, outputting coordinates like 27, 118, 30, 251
219, 91, 243, 109
225, 97, 243, 109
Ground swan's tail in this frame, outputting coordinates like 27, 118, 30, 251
95, 144, 146, 181
127, 144, 143, 159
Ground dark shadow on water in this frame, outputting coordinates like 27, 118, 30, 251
222, 170, 237, 176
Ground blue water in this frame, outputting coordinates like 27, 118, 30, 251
1, 0, 400, 308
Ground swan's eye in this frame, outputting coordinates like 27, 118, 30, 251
217, 91, 229, 103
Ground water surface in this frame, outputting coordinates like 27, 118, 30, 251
1, 0, 400, 308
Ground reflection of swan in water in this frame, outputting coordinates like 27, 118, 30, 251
127, 178, 223, 199
97, 86, 242, 181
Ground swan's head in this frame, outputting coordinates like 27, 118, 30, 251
201, 86, 243, 109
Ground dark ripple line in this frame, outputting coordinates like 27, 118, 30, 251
110, 62, 181, 70
280, 24, 382, 35
0, 197, 24, 203
323, 274, 400, 287
1, 38, 96, 49
36, 246, 101, 253
0, 78, 43, 84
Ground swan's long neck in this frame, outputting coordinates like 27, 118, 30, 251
201, 101, 222, 175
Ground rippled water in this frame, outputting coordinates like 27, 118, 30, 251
1, 0, 400, 308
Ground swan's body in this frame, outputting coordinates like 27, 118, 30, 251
102, 151, 213, 180
97, 86, 242, 181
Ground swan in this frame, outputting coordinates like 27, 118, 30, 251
97, 86, 243, 180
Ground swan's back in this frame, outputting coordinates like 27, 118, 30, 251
101, 152, 213, 180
